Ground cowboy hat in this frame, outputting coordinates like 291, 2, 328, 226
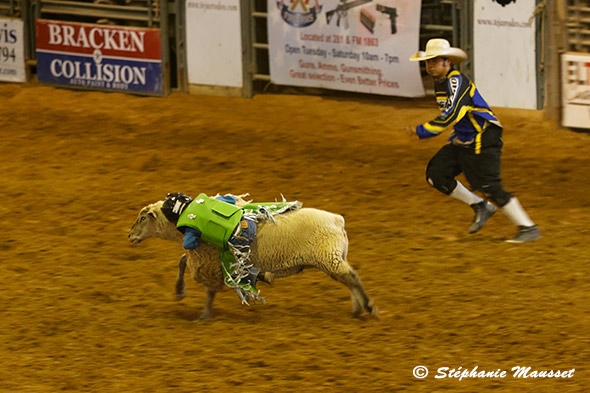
409, 38, 467, 65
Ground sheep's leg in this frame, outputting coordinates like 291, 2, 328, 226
198, 288, 216, 320
175, 254, 187, 301
330, 270, 379, 319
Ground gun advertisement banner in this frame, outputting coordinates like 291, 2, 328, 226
562, 52, 590, 129
35, 20, 163, 95
185, 0, 243, 87
268, 0, 424, 97
0, 18, 26, 83
473, 0, 537, 109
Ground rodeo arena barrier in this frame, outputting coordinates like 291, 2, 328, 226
0, 0, 587, 129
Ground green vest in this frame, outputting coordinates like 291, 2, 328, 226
176, 193, 243, 248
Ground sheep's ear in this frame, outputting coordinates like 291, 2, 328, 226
147, 211, 157, 219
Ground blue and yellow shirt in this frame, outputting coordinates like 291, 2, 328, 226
416, 69, 502, 154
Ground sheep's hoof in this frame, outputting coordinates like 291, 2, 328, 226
370, 304, 380, 320
174, 291, 186, 301
367, 300, 380, 320
197, 309, 213, 320
351, 305, 363, 318
259, 272, 275, 287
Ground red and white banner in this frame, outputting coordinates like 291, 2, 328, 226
267, 0, 424, 97
36, 20, 163, 94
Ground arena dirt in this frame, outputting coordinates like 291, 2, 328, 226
0, 83, 588, 392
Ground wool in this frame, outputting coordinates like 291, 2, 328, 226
129, 201, 378, 319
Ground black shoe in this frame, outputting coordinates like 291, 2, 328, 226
469, 201, 497, 234
506, 225, 541, 243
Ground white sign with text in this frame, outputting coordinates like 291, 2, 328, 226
268, 0, 424, 97
185, 0, 243, 87
473, 0, 537, 109
0, 18, 26, 83
562, 52, 590, 129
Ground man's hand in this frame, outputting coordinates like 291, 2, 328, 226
405, 126, 417, 138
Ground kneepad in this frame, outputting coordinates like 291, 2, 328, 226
426, 166, 456, 195
481, 184, 512, 207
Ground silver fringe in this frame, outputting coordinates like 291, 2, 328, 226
244, 195, 302, 224
225, 195, 302, 305
227, 242, 265, 306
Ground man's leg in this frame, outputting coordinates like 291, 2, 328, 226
426, 144, 493, 232
478, 184, 539, 242
426, 144, 463, 195
501, 197, 540, 243
462, 128, 540, 242
450, 180, 483, 205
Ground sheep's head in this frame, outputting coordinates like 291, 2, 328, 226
128, 194, 252, 245
128, 201, 182, 244
128, 202, 162, 243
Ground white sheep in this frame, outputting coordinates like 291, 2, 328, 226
128, 200, 378, 320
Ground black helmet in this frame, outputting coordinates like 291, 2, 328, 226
161, 192, 193, 223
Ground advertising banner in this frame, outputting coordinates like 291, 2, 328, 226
0, 18, 26, 83
267, 0, 424, 97
473, 0, 537, 109
562, 52, 590, 129
185, 0, 243, 87
36, 20, 163, 94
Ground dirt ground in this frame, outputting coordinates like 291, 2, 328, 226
0, 82, 589, 392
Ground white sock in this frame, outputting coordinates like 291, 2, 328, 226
450, 181, 483, 206
501, 197, 535, 227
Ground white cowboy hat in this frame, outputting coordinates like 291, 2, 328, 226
409, 38, 467, 65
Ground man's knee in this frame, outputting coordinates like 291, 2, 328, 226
481, 184, 511, 206
426, 166, 457, 195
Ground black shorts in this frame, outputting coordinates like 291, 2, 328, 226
427, 125, 503, 192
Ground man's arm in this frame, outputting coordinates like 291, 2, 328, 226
416, 72, 470, 138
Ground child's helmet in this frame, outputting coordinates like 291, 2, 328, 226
161, 192, 193, 223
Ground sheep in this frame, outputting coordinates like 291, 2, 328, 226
128, 200, 378, 320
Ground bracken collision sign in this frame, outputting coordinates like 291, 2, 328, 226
35, 20, 163, 95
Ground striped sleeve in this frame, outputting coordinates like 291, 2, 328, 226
416, 71, 470, 139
